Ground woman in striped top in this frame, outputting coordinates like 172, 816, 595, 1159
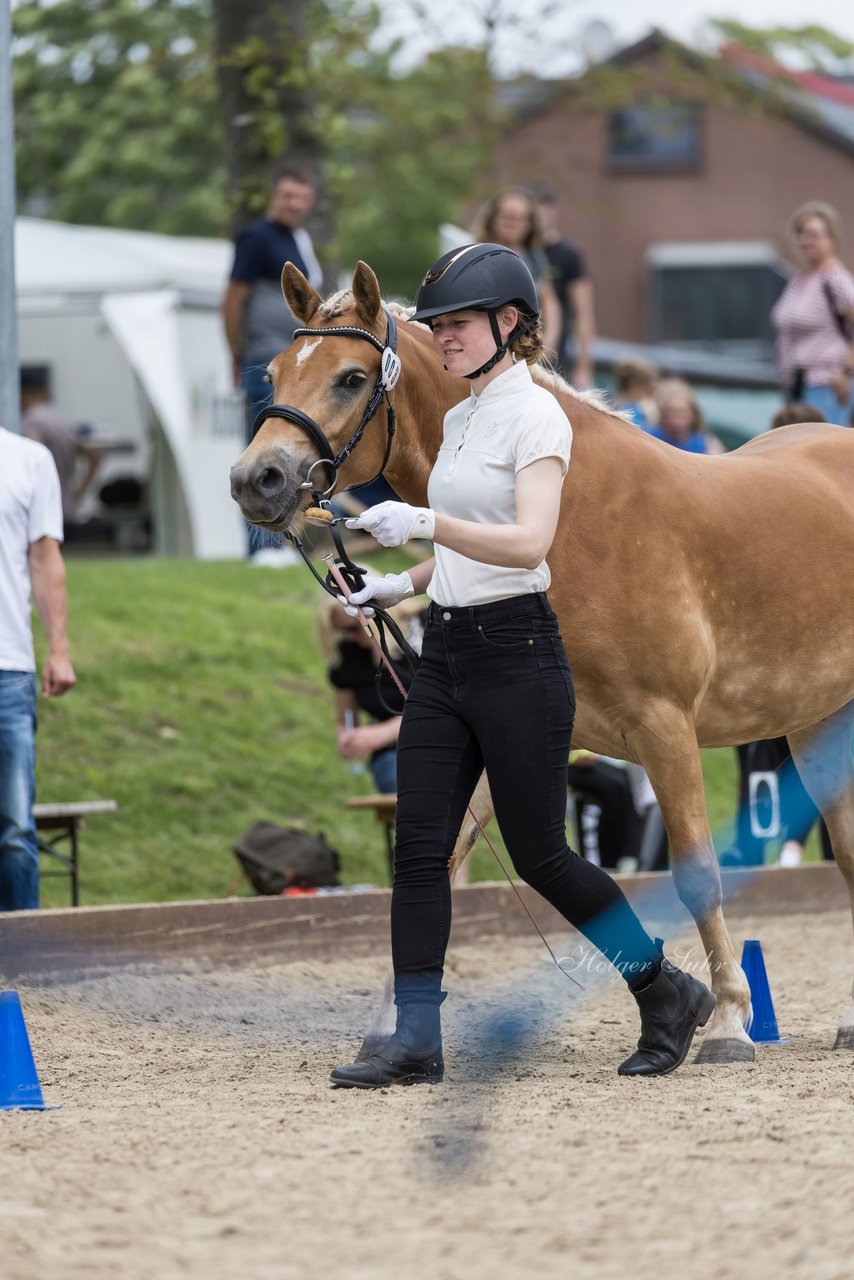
772, 201, 854, 426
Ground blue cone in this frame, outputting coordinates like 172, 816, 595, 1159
0, 990, 54, 1111
741, 939, 789, 1045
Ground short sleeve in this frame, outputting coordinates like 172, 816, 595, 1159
28, 447, 64, 544
526, 248, 550, 284
230, 226, 262, 283
826, 266, 854, 315
566, 243, 587, 282
514, 400, 572, 476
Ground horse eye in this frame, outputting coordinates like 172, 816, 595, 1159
340, 371, 367, 389
262, 371, 272, 384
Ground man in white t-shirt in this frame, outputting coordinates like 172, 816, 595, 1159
0, 427, 76, 911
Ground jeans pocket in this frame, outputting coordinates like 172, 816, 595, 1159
0, 673, 38, 730
0, 672, 34, 692
476, 618, 536, 650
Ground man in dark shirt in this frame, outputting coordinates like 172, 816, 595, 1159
222, 166, 323, 445
531, 186, 596, 387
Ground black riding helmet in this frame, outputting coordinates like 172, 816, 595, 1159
412, 243, 540, 379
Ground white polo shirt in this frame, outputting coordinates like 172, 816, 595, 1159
426, 361, 572, 607
0, 428, 64, 672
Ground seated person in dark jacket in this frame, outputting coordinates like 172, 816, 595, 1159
317, 596, 425, 793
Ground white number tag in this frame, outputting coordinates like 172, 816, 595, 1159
381, 348, 401, 390
748, 770, 781, 840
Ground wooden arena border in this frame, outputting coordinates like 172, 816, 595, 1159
0, 865, 847, 984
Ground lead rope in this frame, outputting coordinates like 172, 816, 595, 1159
325, 556, 583, 990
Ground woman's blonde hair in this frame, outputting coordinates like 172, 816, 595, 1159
509, 310, 545, 366
788, 200, 841, 245
656, 377, 705, 432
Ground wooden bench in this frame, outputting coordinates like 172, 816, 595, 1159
346, 793, 396, 884
34, 800, 118, 907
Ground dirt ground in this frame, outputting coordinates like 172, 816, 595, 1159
2, 908, 853, 1280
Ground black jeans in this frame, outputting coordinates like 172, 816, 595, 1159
391, 593, 659, 1005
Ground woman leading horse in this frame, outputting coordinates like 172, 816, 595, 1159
329, 245, 715, 1087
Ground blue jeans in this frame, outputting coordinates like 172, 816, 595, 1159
391, 594, 659, 1004
370, 745, 398, 794
803, 383, 854, 428
242, 362, 274, 447
0, 672, 39, 912
242, 363, 275, 553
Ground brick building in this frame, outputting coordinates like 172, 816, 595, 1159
497, 31, 854, 360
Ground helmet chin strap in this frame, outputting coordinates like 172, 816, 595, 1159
441, 310, 516, 381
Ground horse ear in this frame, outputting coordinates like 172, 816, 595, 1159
282, 263, 322, 322
352, 261, 382, 324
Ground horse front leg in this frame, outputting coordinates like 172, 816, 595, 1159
355, 773, 493, 1061
637, 718, 754, 1064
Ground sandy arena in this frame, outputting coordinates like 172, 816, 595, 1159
2, 907, 853, 1280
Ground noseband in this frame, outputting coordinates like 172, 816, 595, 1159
250, 307, 401, 500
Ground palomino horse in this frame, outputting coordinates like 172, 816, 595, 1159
231, 261, 854, 1064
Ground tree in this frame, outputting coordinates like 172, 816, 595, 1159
707, 21, 854, 74
210, 0, 331, 243
13, 0, 226, 235
12, 0, 497, 289
210, 0, 498, 297
328, 44, 498, 297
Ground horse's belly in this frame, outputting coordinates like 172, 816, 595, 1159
696, 653, 854, 745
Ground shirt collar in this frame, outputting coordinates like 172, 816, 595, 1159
469, 360, 532, 406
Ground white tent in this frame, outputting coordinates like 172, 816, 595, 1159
15, 217, 247, 558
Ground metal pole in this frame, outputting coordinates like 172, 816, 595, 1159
0, 0, 20, 433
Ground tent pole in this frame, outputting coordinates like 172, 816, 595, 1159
0, 0, 20, 434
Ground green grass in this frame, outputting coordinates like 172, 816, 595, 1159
33, 558, 810, 909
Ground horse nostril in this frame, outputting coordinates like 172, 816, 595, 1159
251, 463, 287, 498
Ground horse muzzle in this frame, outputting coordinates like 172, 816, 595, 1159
229, 454, 303, 530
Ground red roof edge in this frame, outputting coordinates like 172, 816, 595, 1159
721, 42, 854, 108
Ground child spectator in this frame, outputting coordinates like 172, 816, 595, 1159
770, 403, 828, 429
650, 379, 725, 454
614, 360, 659, 430
316, 595, 426, 794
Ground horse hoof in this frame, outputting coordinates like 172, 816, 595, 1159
832, 1027, 854, 1051
694, 1037, 755, 1065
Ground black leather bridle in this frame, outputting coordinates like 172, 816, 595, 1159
249, 306, 419, 682
250, 306, 401, 500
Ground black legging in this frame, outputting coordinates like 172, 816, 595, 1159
391, 594, 661, 1005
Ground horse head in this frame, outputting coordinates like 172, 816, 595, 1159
230, 261, 423, 536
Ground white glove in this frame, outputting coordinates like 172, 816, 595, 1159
345, 500, 435, 547
338, 571, 414, 618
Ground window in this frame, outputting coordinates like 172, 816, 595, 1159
608, 103, 701, 172
647, 244, 788, 357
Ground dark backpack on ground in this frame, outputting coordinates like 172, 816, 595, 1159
233, 821, 341, 894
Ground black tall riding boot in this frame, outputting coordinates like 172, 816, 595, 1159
618, 947, 717, 1077
330, 1002, 444, 1089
